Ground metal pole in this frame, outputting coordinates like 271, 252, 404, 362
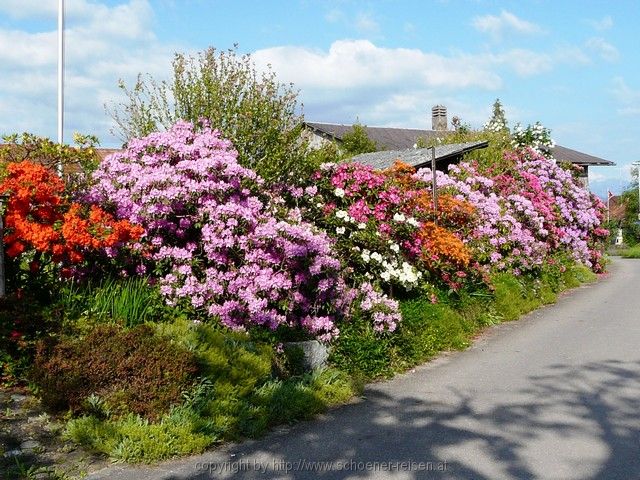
57, 0, 65, 174
431, 146, 438, 225
634, 162, 640, 221
0, 196, 7, 297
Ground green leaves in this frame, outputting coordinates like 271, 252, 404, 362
109, 47, 309, 183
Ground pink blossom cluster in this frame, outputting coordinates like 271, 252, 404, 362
416, 147, 607, 274
285, 161, 480, 297
88, 122, 353, 340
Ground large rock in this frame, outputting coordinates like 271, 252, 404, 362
285, 340, 329, 371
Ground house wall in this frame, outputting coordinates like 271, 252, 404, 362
302, 129, 334, 149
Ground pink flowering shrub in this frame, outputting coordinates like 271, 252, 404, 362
88, 121, 355, 341
417, 147, 607, 274
287, 161, 480, 292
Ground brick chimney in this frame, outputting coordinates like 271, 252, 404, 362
431, 105, 447, 131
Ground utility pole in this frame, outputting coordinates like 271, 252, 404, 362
431, 146, 438, 225
0, 195, 8, 298
634, 162, 640, 221
57, 0, 65, 175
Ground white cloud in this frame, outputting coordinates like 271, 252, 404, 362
586, 37, 619, 62
250, 39, 597, 128
253, 40, 502, 92
553, 45, 591, 66
0, 0, 58, 19
355, 12, 379, 34
611, 77, 640, 115
491, 49, 553, 76
587, 15, 613, 31
0, 0, 176, 145
472, 10, 543, 40
324, 8, 343, 23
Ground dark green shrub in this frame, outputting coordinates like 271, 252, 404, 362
0, 293, 58, 385
31, 324, 198, 419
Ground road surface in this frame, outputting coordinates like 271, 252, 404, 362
90, 257, 640, 480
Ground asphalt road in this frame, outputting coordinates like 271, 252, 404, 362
89, 257, 640, 480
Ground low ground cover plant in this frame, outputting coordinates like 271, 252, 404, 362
0, 119, 607, 464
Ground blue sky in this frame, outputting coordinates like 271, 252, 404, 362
1, 0, 639, 197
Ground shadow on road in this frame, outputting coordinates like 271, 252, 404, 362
162, 359, 640, 479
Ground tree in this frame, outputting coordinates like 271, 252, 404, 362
484, 98, 508, 133
108, 47, 308, 183
341, 122, 377, 156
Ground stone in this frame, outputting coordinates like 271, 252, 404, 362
10, 394, 27, 403
20, 440, 41, 451
285, 340, 329, 371
3, 449, 22, 458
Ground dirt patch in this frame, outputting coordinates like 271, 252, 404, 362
0, 386, 110, 479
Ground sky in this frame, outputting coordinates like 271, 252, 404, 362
1, 0, 639, 197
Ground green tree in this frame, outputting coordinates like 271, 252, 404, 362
108, 47, 308, 183
341, 122, 377, 156
620, 167, 640, 244
484, 98, 508, 133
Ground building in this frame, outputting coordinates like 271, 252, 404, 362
304, 105, 615, 184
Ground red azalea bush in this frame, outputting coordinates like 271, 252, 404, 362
0, 160, 143, 274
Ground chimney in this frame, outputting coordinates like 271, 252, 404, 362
431, 105, 447, 131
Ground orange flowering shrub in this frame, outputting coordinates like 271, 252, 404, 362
418, 221, 471, 268
0, 161, 142, 268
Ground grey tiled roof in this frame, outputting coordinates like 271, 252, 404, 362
306, 121, 616, 168
550, 145, 615, 166
304, 122, 447, 150
350, 141, 489, 170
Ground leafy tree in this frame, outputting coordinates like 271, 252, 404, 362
620, 168, 640, 244
451, 116, 471, 134
108, 47, 308, 183
341, 122, 377, 156
484, 98, 508, 133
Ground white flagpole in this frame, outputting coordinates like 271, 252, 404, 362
57, 0, 65, 174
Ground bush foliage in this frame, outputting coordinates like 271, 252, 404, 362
31, 324, 198, 419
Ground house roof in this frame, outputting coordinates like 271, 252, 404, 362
550, 145, 615, 166
304, 122, 445, 150
350, 141, 489, 170
609, 195, 626, 222
305, 121, 616, 167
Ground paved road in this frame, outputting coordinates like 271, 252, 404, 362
89, 258, 640, 480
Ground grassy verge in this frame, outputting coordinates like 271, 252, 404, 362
25, 264, 598, 464
330, 264, 596, 382
618, 245, 640, 258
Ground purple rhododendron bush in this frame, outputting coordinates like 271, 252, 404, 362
89, 122, 346, 340
88, 121, 402, 340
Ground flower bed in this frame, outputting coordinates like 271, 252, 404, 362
0, 121, 608, 464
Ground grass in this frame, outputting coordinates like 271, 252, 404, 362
36, 262, 599, 464
330, 264, 596, 382
57, 276, 172, 332
619, 245, 640, 258
63, 320, 358, 463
